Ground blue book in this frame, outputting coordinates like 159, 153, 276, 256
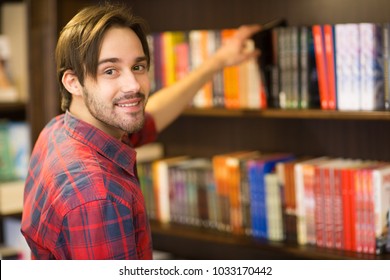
247, 153, 295, 239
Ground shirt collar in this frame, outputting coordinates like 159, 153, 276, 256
63, 111, 137, 175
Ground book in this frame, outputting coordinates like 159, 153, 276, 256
0, 35, 18, 102
162, 31, 187, 87
299, 26, 320, 109
247, 153, 295, 238
137, 161, 156, 220
251, 18, 286, 107
0, 120, 14, 181
136, 142, 164, 221
265, 172, 284, 241
221, 28, 241, 109
168, 158, 213, 227
150, 32, 164, 91
275, 27, 289, 109
323, 24, 337, 110
335, 23, 361, 111
212, 150, 258, 232
224, 150, 260, 234
135, 142, 164, 163
294, 157, 329, 245
0, 180, 24, 215
313, 158, 348, 248
190, 30, 214, 108
372, 165, 390, 254
383, 23, 390, 110
152, 156, 189, 223
2, 217, 30, 259
7, 121, 30, 180
312, 25, 329, 110
359, 23, 385, 111
1, 2, 28, 102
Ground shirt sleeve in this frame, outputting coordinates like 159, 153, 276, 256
129, 112, 158, 147
57, 199, 141, 260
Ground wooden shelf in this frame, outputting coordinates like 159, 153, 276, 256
183, 108, 390, 121
0, 102, 26, 120
151, 221, 390, 260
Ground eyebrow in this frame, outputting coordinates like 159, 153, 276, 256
98, 56, 148, 66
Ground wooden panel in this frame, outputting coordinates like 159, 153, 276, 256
159, 115, 390, 161
132, 0, 390, 31
28, 0, 59, 143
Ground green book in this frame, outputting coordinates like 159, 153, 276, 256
0, 121, 14, 181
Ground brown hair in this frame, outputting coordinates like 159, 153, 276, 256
55, 3, 150, 111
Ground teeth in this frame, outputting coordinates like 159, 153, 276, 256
117, 102, 138, 107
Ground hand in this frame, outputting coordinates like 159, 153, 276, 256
213, 24, 262, 68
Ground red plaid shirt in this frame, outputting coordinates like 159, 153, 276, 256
21, 111, 157, 259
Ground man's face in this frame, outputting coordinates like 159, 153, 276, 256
81, 26, 150, 137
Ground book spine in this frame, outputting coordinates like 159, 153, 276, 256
383, 23, 390, 110
314, 165, 325, 247
323, 24, 337, 110
333, 168, 344, 250
359, 23, 385, 111
324, 166, 335, 248
312, 25, 329, 110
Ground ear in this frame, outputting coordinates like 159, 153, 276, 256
62, 69, 83, 96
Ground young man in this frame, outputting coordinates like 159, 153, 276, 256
21, 3, 261, 259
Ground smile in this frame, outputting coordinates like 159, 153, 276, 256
117, 101, 140, 107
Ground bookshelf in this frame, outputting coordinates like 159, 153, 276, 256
0, 0, 30, 259
10, 0, 390, 259
131, 0, 390, 259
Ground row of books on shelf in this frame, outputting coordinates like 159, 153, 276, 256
148, 28, 267, 109
148, 21, 390, 112
136, 148, 390, 255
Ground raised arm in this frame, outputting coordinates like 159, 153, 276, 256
145, 24, 262, 132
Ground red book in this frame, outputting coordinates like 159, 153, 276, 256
312, 25, 329, 110
323, 24, 337, 110
314, 164, 325, 247
341, 167, 356, 251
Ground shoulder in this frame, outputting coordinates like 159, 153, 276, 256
128, 112, 157, 147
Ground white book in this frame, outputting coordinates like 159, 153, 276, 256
335, 24, 361, 111
359, 23, 385, 111
372, 165, 390, 254
265, 173, 283, 241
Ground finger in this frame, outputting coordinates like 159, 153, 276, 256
235, 24, 262, 39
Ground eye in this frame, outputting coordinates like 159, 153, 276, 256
132, 64, 147, 73
104, 68, 116, 75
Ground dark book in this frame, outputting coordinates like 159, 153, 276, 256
251, 18, 287, 108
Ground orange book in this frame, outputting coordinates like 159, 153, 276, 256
221, 29, 241, 108
212, 150, 258, 232
323, 24, 337, 110
312, 25, 329, 110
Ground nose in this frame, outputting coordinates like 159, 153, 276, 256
121, 71, 141, 93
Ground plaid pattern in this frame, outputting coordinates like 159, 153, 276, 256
21, 111, 157, 259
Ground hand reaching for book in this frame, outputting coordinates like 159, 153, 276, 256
213, 24, 261, 68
